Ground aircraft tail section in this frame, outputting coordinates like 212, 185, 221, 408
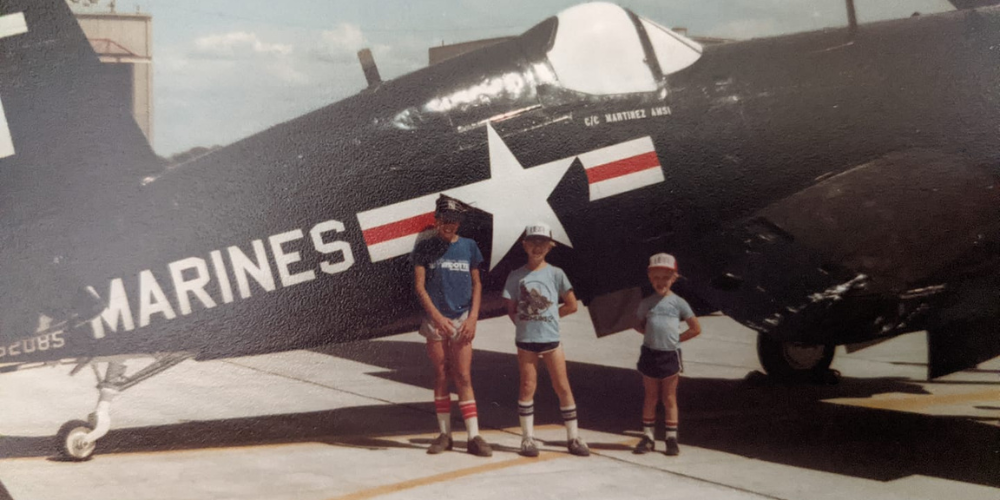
0, 0, 158, 177
0, 0, 160, 347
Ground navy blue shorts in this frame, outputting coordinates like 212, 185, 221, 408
637, 346, 681, 379
516, 341, 560, 353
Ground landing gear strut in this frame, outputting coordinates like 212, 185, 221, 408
55, 353, 191, 461
756, 333, 839, 384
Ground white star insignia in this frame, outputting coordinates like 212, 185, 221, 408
444, 124, 575, 269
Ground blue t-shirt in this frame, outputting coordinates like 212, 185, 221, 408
412, 236, 483, 319
635, 293, 694, 351
502, 264, 573, 343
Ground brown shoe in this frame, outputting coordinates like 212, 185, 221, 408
427, 433, 453, 454
633, 436, 655, 455
520, 437, 540, 457
568, 438, 590, 457
665, 437, 680, 456
467, 435, 493, 457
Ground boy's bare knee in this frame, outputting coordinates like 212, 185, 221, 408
519, 381, 536, 398
551, 379, 572, 398
452, 371, 472, 389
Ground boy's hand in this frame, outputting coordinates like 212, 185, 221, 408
457, 318, 477, 344
434, 315, 456, 338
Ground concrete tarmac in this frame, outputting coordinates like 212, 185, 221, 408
1, 309, 998, 499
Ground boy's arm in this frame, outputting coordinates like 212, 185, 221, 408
414, 265, 455, 335
456, 269, 482, 343
680, 316, 701, 342
634, 300, 646, 334
504, 298, 517, 323
634, 317, 646, 334
558, 290, 578, 317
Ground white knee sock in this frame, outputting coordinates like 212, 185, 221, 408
518, 400, 534, 439
435, 396, 451, 435
561, 405, 579, 441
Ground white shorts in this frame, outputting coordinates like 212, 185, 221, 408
419, 311, 469, 342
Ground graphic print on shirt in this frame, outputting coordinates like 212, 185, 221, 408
518, 280, 555, 322
438, 260, 470, 272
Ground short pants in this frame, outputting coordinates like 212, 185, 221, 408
515, 341, 560, 354
637, 345, 681, 379
419, 311, 469, 342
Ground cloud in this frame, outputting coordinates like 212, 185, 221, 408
193, 31, 293, 59
310, 23, 368, 63
262, 60, 311, 85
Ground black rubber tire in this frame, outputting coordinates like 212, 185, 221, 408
756, 333, 835, 382
56, 419, 96, 461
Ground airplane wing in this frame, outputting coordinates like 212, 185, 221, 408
680, 149, 1000, 378
0, 0, 161, 342
948, 0, 1000, 9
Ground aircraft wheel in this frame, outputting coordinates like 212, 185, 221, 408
757, 333, 835, 382
820, 368, 842, 385
56, 420, 96, 461
742, 370, 769, 386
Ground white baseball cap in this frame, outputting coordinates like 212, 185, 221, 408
648, 253, 678, 271
524, 223, 553, 240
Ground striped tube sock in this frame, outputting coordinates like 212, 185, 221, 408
666, 421, 678, 440
435, 396, 451, 436
642, 419, 655, 440
518, 400, 535, 439
561, 405, 579, 441
459, 400, 480, 438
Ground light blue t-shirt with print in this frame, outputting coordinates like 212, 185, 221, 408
635, 293, 694, 351
502, 264, 573, 343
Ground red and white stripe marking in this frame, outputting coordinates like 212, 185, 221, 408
578, 136, 663, 201
356, 193, 438, 263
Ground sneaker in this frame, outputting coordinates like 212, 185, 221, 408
426, 433, 453, 455
665, 437, 680, 456
632, 435, 655, 455
520, 437, 540, 458
567, 438, 590, 457
467, 435, 493, 457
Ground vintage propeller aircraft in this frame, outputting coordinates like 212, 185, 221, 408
1, 0, 998, 460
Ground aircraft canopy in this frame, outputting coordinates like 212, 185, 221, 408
545, 3, 703, 95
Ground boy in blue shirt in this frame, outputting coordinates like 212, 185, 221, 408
503, 223, 590, 458
412, 197, 492, 457
633, 253, 701, 456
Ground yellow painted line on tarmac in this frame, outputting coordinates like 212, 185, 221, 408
328, 452, 565, 500
329, 429, 635, 500
827, 388, 1000, 412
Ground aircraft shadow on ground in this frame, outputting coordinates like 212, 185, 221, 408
314, 339, 1000, 487
1, 339, 996, 489
0, 403, 440, 462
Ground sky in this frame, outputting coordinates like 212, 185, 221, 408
68, 0, 955, 156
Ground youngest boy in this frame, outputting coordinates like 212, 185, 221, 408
632, 253, 701, 456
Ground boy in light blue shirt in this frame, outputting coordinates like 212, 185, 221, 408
632, 253, 701, 456
503, 223, 589, 458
